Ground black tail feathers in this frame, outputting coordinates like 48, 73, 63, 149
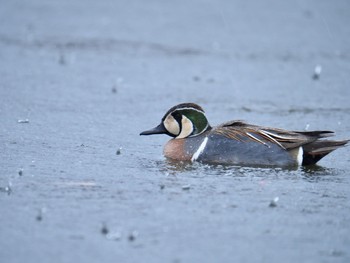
302, 139, 349, 165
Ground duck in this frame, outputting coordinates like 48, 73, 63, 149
140, 103, 348, 167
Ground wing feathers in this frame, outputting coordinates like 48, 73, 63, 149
211, 120, 348, 165
245, 132, 270, 147
214, 121, 337, 150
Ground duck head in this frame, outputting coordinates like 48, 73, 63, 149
140, 103, 211, 139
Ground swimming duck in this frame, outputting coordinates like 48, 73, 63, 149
140, 103, 348, 167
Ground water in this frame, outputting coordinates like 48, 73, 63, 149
1, 0, 350, 262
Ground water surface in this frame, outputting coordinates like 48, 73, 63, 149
1, 0, 350, 262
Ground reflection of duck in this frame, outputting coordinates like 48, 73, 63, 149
141, 103, 348, 167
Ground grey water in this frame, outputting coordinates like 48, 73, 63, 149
1, 0, 350, 262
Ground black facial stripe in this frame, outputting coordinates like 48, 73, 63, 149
170, 111, 183, 135
171, 112, 182, 124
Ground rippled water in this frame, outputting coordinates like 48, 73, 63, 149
1, 0, 350, 262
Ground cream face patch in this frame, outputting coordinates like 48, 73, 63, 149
177, 115, 194, 139
163, 114, 180, 136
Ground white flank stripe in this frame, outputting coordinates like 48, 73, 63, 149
191, 137, 209, 162
297, 146, 304, 165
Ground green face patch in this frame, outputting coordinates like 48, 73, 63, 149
180, 109, 208, 135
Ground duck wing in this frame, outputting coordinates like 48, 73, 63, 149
213, 121, 348, 165
213, 120, 333, 149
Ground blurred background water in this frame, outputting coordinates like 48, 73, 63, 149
1, 0, 349, 262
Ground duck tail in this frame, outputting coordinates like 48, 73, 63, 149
302, 139, 349, 165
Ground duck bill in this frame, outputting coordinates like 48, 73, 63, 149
140, 123, 167, 136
